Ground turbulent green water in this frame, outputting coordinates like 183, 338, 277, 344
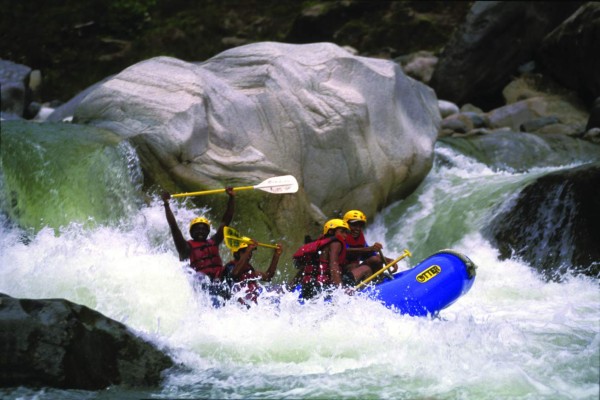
1, 122, 599, 399
1, 121, 142, 233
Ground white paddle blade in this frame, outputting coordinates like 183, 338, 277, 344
254, 175, 299, 194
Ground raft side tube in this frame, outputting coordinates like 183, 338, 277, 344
362, 249, 477, 316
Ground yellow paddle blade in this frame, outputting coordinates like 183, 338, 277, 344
223, 226, 278, 251
223, 226, 245, 251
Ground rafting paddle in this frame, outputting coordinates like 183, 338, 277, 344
223, 226, 279, 252
379, 249, 395, 280
171, 175, 298, 198
355, 249, 412, 290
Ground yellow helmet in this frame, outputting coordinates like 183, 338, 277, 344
343, 209, 367, 224
189, 217, 210, 230
323, 218, 350, 235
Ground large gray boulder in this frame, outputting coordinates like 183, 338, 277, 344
74, 42, 439, 242
0, 294, 174, 390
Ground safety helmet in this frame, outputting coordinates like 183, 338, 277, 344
189, 217, 211, 230
343, 209, 367, 224
323, 218, 350, 235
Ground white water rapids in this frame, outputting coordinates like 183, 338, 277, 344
1, 140, 598, 400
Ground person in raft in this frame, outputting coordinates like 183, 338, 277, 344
293, 218, 351, 300
342, 209, 398, 281
161, 187, 235, 285
223, 238, 283, 307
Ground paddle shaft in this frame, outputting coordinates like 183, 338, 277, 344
252, 242, 279, 249
171, 186, 254, 198
378, 249, 394, 280
355, 249, 411, 290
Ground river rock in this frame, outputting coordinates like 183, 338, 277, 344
47, 76, 114, 122
0, 59, 31, 119
537, 2, 600, 105
397, 50, 438, 84
485, 96, 588, 132
73, 42, 439, 242
0, 293, 174, 390
440, 131, 600, 173
586, 97, 600, 131
438, 99, 459, 118
482, 163, 600, 281
430, 1, 584, 108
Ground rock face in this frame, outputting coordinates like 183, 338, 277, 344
0, 294, 174, 390
537, 2, 600, 105
74, 42, 440, 239
482, 163, 600, 281
430, 1, 584, 108
0, 59, 32, 119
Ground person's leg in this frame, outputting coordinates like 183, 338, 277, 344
349, 264, 372, 282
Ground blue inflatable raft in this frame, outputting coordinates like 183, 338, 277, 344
361, 249, 477, 316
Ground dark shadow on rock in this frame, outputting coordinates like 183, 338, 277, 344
430, 1, 584, 109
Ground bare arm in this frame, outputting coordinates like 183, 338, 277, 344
162, 192, 190, 260
213, 187, 235, 245
329, 241, 343, 286
260, 244, 282, 282
231, 241, 257, 279
346, 242, 382, 255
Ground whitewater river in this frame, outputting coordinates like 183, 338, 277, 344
1, 124, 599, 399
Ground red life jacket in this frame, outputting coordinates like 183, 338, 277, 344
293, 235, 347, 285
188, 239, 224, 280
345, 231, 366, 247
345, 231, 369, 262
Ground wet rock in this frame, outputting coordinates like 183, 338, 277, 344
482, 163, 600, 281
440, 131, 600, 173
0, 294, 174, 390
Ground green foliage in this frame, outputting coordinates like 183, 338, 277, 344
0, 1, 470, 103
106, 0, 157, 35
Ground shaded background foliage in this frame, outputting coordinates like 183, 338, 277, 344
0, 0, 471, 103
